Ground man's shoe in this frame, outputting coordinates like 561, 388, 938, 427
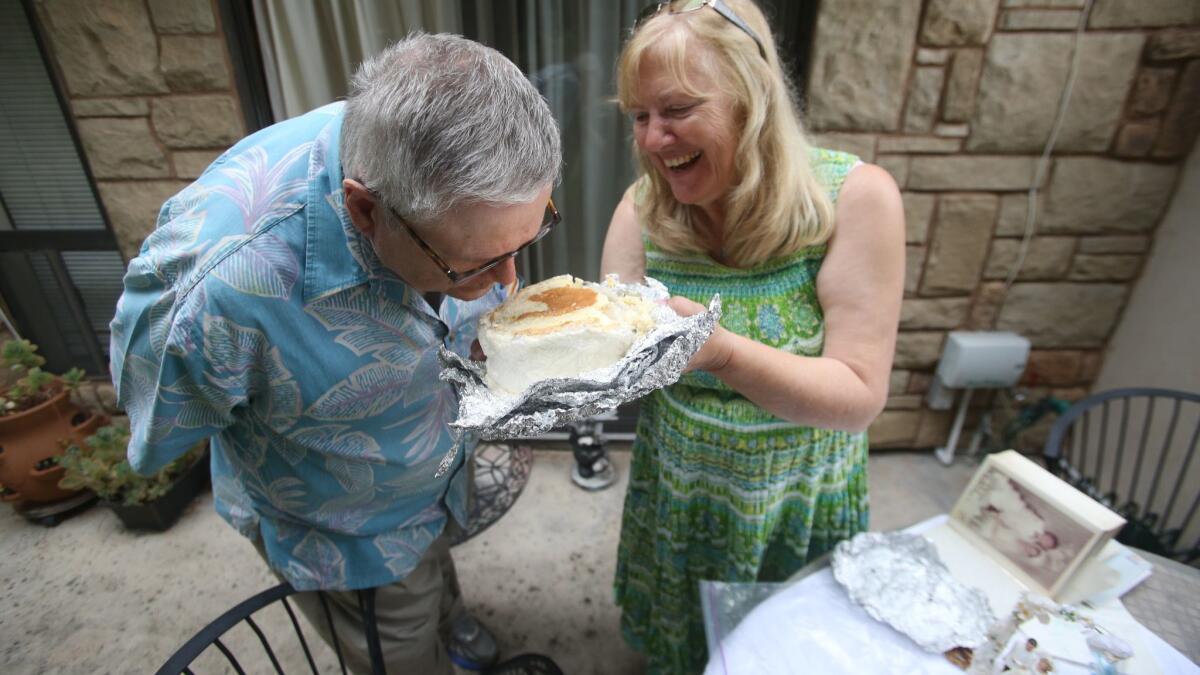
447, 615, 498, 671
569, 422, 616, 491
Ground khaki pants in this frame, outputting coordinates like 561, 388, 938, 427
255, 528, 466, 675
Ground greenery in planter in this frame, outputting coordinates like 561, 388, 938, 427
1, 339, 85, 416
58, 424, 206, 506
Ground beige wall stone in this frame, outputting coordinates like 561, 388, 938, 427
909, 156, 1038, 190
77, 118, 169, 179
984, 237, 1075, 280
72, 98, 149, 117
811, 133, 876, 161
894, 331, 946, 369
879, 137, 962, 154
807, 0, 922, 131
903, 67, 946, 133
886, 394, 924, 410
1004, 0, 1084, 6
1130, 68, 1177, 116
999, 9, 1084, 30
1089, 0, 1200, 28
890, 369, 912, 393
148, 0, 216, 33
968, 33, 1143, 153
877, 155, 909, 189
966, 282, 1007, 329
900, 298, 970, 329
994, 193, 1028, 236
902, 192, 935, 244
1147, 29, 1200, 61
995, 282, 1127, 347
152, 96, 244, 149
39, 0, 168, 96
173, 150, 223, 180
914, 410, 955, 448
917, 48, 951, 65
908, 372, 934, 394
1153, 61, 1200, 159
935, 123, 970, 138
869, 410, 922, 446
1079, 351, 1103, 381
922, 195, 997, 294
1041, 158, 1179, 233
1077, 235, 1149, 254
1022, 350, 1082, 386
1114, 121, 1161, 158
161, 36, 231, 91
97, 181, 188, 259
944, 49, 984, 123
1068, 254, 1142, 281
921, 0, 1000, 46
905, 246, 926, 294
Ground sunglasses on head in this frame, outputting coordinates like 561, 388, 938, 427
635, 0, 767, 60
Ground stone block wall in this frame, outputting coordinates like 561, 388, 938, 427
807, 0, 1200, 448
35, 0, 245, 260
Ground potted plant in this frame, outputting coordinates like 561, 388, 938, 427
57, 423, 209, 531
0, 339, 104, 511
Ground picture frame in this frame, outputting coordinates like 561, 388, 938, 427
947, 450, 1126, 599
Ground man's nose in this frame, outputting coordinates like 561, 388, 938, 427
490, 256, 518, 288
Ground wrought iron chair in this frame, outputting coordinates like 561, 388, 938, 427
155, 581, 564, 674
1042, 387, 1200, 565
158, 443, 556, 674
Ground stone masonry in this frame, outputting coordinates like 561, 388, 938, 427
811, 0, 1199, 448
26, 0, 1200, 451
36, 0, 244, 261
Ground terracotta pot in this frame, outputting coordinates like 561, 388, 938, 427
0, 385, 106, 507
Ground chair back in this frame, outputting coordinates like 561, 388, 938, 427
155, 582, 384, 675
157, 581, 565, 674
1043, 387, 1200, 565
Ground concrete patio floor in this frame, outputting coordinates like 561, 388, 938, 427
0, 448, 976, 674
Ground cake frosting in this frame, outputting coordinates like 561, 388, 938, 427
478, 275, 657, 394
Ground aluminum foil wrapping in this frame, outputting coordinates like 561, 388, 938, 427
832, 532, 994, 653
439, 277, 721, 445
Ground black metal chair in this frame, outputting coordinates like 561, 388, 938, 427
1042, 387, 1200, 565
158, 443, 559, 674
155, 581, 564, 674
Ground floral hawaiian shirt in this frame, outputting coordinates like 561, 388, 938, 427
110, 102, 505, 591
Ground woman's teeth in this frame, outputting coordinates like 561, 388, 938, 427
664, 151, 701, 169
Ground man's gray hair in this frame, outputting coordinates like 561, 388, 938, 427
341, 33, 561, 225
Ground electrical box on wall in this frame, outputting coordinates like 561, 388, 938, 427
935, 331, 1031, 389
927, 331, 1031, 465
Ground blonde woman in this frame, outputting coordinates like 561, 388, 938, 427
600, 1, 905, 671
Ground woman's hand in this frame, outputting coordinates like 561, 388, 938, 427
668, 296, 733, 374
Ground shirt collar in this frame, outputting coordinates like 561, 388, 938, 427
303, 102, 398, 303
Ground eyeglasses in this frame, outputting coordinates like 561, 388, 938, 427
384, 198, 560, 286
635, 0, 767, 60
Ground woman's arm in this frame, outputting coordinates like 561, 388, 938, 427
680, 164, 906, 431
600, 185, 646, 283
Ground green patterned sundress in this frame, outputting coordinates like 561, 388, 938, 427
613, 149, 869, 674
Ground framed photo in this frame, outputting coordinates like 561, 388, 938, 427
948, 450, 1125, 598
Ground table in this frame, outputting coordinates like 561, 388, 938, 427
702, 529, 1199, 672
1121, 550, 1200, 663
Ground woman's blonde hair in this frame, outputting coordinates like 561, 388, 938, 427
617, 0, 834, 268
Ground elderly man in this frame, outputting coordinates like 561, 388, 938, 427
110, 34, 561, 673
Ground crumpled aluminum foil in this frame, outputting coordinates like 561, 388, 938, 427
832, 532, 994, 653
439, 276, 721, 447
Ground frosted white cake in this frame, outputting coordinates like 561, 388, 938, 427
478, 275, 657, 394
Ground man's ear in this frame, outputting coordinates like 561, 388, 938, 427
343, 179, 378, 238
